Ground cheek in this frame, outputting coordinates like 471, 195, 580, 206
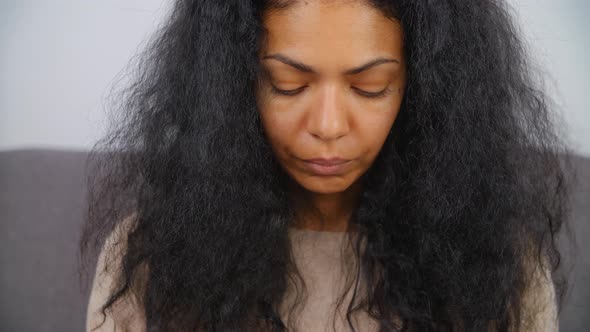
258, 107, 295, 154
352, 106, 400, 162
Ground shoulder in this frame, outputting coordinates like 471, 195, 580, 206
86, 214, 147, 332
519, 254, 559, 332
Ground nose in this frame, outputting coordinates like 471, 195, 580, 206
307, 84, 350, 141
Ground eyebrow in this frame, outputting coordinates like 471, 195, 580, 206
261, 53, 400, 75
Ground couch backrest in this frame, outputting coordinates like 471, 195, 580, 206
0, 149, 588, 331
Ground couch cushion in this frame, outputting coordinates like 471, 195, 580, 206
0, 149, 92, 332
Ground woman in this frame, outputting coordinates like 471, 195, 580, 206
81, 0, 575, 331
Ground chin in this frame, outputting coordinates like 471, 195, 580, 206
297, 176, 355, 195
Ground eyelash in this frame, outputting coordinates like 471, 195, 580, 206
270, 85, 394, 99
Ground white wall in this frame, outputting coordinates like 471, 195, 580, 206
0, 0, 169, 151
511, 0, 589, 157
1, 0, 588, 156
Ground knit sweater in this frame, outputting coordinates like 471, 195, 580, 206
86, 225, 558, 331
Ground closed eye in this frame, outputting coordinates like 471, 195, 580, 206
270, 85, 306, 96
270, 85, 394, 99
351, 86, 393, 98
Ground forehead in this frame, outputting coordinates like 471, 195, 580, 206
260, 1, 403, 68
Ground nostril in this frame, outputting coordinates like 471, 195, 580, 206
307, 113, 350, 141
309, 130, 348, 141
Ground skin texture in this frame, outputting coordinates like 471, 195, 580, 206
256, 1, 406, 232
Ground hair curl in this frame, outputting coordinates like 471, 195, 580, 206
79, 0, 576, 331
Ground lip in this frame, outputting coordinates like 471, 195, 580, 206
302, 158, 351, 176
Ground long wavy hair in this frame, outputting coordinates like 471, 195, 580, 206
79, 0, 576, 331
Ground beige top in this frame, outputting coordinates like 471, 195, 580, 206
279, 227, 380, 332
86, 224, 558, 331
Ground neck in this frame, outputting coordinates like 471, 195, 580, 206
289, 177, 363, 232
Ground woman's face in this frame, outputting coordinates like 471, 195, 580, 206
256, 1, 406, 195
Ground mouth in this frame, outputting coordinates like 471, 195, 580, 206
302, 158, 351, 176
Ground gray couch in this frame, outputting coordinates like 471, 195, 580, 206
1, 149, 588, 331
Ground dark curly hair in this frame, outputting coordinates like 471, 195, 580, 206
79, 0, 576, 331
